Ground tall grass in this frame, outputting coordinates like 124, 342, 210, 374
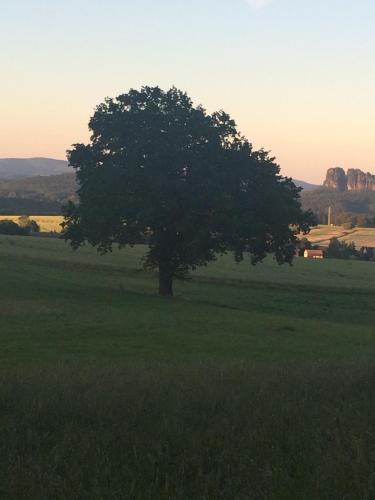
1, 362, 375, 499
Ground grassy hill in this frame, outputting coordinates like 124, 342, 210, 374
2, 235, 375, 361
1, 236, 375, 498
308, 224, 375, 247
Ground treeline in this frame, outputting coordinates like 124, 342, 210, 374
301, 188, 375, 227
297, 237, 374, 261
0, 216, 40, 236
0, 174, 77, 215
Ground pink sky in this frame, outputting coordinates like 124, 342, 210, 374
1, 0, 374, 184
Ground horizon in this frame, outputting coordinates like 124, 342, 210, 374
4, 157, 375, 186
2, 0, 375, 183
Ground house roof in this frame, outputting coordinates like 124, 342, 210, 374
305, 249, 324, 256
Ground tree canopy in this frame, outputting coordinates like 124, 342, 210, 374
18, 215, 40, 233
326, 237, 357, 260
63, 86, 314, 295
0, 219, 29, 236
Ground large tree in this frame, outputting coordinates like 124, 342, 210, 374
63, 86, 313, 296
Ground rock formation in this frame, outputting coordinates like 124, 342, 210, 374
324, 167, 375, 191
347, 169, 375, 191
324, 168, 348, 191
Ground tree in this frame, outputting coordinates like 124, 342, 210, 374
0, 220, 27, 235
326, 237, 357, 259
63, 86, 314, 296
359, 246, 374, 261
18, 215, 40, 233
296, 237, 312, 256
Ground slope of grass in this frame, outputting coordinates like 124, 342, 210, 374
1, 235, 375, 498
308, 224, 375, 247
1, 234, 375, 363
307, 224, 349, 244
340, 227, 375, 247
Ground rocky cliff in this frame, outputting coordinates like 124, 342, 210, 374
324, 167, 375, 191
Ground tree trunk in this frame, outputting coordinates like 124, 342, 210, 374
158, 264, 173, 296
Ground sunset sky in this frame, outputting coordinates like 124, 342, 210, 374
1, 0, 374, 183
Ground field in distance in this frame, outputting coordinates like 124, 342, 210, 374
308, 224, 375, 247
2, 217, 375, 246
0, 214, 63, 232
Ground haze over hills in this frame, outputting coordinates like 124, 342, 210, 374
0, 158, 70, 180
0, 157, 349, 219
1, 156, 374, 228
0, 156, 318, 186
293, 179, 320, 191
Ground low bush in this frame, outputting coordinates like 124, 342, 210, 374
0, 219, 27, 235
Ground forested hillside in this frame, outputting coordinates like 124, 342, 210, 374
0, 173, 77, 214
301, 188, 375, 226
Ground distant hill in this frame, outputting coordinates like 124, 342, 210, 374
293, 179, 319, 191
0, 173, 77, 202
0, 158, 70, 180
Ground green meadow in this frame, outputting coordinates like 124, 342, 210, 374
1, 235, 375, 499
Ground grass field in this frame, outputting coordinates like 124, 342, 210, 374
308, 224, 375, 247
0, 214, 63, 232
1, 235, 375, 498
340, 227, 375, 247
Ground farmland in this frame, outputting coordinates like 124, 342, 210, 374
308, 224, 375, 247
1, 235, 375, 498
0, 214, 63, 232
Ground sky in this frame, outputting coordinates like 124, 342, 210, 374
1, 0, 374, 183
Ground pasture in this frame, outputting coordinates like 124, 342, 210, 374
1, 235, 375, 498
0, 214, 63, 232
308, 224, 375, 247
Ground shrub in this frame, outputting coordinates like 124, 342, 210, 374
18, 215, 40, 233
296, 237, 312, 256
326, 237, 357, 259
0, 220, 27, 235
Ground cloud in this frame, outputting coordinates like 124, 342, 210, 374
245, 0, 272, 9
